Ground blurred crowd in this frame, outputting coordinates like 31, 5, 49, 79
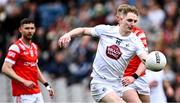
0, 0, 179, 102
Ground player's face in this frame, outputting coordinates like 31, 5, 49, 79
121, 12, 138, 32
19, 23, 36, 40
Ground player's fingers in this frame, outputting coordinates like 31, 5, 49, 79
122, 80, 126, 86
64, 39, 71, 48
121, 78, 127, 83
58, 38, 63, 47
58, 41, 62, 47
49, 90, 55, 99
29, 82, 36, 88
28, 84, 34, 88
49, 90, 54, 95
122, 78, 130, 86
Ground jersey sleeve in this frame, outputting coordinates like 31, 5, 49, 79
134, 37, 147, 56
90, 24, 108, 37
5, 44, 20, 64
133, 27, 148, 52
137, 32, 148, 52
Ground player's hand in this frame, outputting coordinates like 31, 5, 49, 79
166, 86, 174, 97
46, 85, 55, 98
122, 76, 135, 86
23, 80, 36, 89
58, 33, 71, 48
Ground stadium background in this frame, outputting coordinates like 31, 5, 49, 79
0, 0, 179, 102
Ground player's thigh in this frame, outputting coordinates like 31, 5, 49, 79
13, 93, 44, 103
90, 83, 111, 102
139, 94, 150, 103
101, 91, 125, 103
90, 83, 124, 103
122, 88, 142, 103
133, 76, 150, 95
13, 95, 35, 103
35, 93, 44, 103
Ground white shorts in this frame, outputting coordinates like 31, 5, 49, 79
13, 93, 44, 103
90, 77, 123, 102
122, 75, 150, 95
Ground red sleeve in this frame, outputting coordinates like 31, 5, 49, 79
5, 45, 20, 64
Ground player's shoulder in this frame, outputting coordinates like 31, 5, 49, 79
9, 44, 20, 53
129, 32, 144, 45
132, 26, 145, 36
93, 24, 118, 36
132, 26, 144, 33
31, 42, 38, 50
95, 24, 117, 30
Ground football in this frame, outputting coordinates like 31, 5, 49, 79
145, 51, 167, 72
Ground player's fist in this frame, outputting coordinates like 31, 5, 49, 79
23, 80, 36, 88
43, 82, 55, 98
58, 33, 71, 48
122, 76, 135, 86
46, 85, 55, 98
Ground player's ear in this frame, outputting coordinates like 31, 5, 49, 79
115, 15, 119, 22
115, 14, 123, 22
19, 26, 22, 33
115, 10, 124, 22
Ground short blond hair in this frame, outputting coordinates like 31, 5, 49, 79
116, 4, 138, 16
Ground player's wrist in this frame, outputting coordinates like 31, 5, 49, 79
132, 73, 139, 79
44, 82, 52, 90
43, 82, 49, 87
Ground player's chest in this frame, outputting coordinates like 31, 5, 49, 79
100, 36, 135, 60
19, 47, 38, 61
100, 36, 135, 51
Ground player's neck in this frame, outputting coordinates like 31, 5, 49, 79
119, 26, 131, 36
21, 37, 31, 46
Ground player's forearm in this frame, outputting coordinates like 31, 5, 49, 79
66, 27, 91, 37
163, 80, 172, 90
37, 66, 47, 84
134, 62, 146, 76
2, 62, 26, 83
138, 51, 148, 65
135, 52, 148, 76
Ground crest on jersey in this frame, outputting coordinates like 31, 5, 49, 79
116, 38, 122, 45
30, 50, 34, 57
106, 45, 122, 60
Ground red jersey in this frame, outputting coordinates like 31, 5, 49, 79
124, 26, 148, 77
5, 38, 40, 96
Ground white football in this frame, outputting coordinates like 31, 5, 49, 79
145, 51, 167, 72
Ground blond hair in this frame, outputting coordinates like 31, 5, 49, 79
116, 4, 138, 16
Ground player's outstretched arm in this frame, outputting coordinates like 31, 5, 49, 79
58, 27, 92, 48
2, 62, 36, 88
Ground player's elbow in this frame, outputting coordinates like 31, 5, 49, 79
1, 62, 11, 74
1, 63, 7, 74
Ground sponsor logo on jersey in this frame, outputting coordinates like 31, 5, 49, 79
106, 45, 121, 60
24, 62, 37, 67
30, 50, 34, 57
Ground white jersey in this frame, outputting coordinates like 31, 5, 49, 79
90, 25, 146, 81
146, 70, 167, 103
